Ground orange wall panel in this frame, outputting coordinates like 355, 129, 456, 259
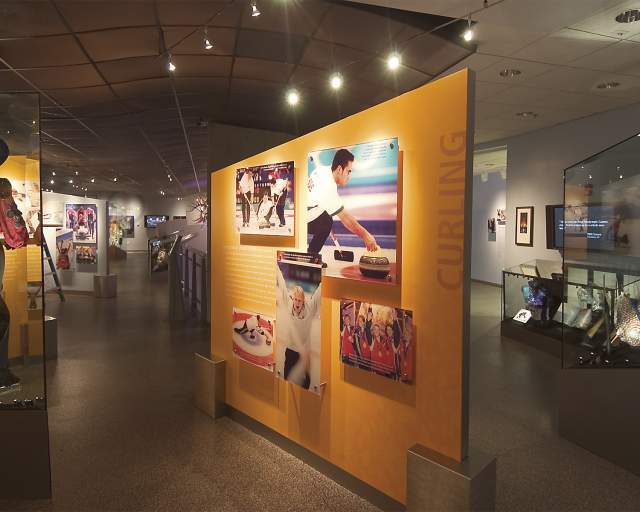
210, 70, 473, 503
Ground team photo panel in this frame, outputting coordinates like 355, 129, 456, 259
66, 203, 97, 243
275, 251, 322, 394
236, 161, 295, 236
340, 300, 415, 384
307, 138, 399, 285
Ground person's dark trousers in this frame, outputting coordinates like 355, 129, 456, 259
242, 192, 252, 224
307, 211, 333, 254
0, 295, 10, 375
283, 347, 310, 389
89, 220, 94, 237
276, 204, 285, 225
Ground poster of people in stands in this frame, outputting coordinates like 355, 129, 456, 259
232, 308, 275, 371
236, 161, 294, 236
307, 138, 398, 285
339, 300, 414, 384
66, 203, 97, 243
275, 251, 322, 394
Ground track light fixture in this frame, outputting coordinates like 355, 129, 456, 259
286, 89, 300, 106
463, 16, 475, 42
167, 53, 176, 72
387, 52, 401, 71
68, 179, 73, 184
251, 0, 261, 17
113, 177, 118, 182
329, 73, 343, 90
91, 178, 95, 183
203, 28, 213, 50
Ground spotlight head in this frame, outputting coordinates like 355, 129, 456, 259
113, 177, 118, 182
168, 55, 176, 72
50, 179, 54, 185
251, 1, 261, 17
68, 179, 73, 184
329, 73, 343, 90
90, 178, 95, 183
387, 53, 401, 71
204, 37, 213, 50
463, 27, 475, 41
286, 89, 300, 106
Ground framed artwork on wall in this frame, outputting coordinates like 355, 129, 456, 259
515, 206, 534, 246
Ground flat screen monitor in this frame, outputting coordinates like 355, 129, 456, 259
144, 215, 169, 228
547, 204, 615, 251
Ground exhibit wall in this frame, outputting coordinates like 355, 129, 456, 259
210, 70, 474, 503
42, 192, 107, 293
502, 102, 640, 268
472, 172, 506, 285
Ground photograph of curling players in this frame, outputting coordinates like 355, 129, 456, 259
306, 138, 398, 282
236, 162, 294, 235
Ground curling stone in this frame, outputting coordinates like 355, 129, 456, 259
358, 255, 390, 279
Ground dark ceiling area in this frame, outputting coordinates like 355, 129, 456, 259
0, 0, 474, 197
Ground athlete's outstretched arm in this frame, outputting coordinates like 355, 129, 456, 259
336, 209, 379, 251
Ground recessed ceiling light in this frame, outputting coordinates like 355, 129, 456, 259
596, 81, 620, 89
387, 52, 401, 71
516, 111, 538, 118
615, 9, 640, 23
499, 68, 521, 78
286, 89, 300, 106
329, 73, 343, 90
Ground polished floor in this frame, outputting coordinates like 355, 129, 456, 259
2, 256, 640, 511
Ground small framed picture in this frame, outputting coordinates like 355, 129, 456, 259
515, 206, 534, 246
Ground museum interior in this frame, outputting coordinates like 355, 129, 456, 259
1, 0, 640, 510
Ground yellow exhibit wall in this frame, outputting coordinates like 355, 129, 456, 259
2, 156, 42, 358
210, 69, 473, 503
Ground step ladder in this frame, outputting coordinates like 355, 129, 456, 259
42, 239, 64, 302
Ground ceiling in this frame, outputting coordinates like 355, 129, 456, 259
0, 0, 474, 197
350, 0, 640, 145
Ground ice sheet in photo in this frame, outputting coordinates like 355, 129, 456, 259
307, 138, 398, 285
232, 308, 275, 371
275, 251, 322, 394
236, 161, 295, 237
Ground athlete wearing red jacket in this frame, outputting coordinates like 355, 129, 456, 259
341, 314, 356, 364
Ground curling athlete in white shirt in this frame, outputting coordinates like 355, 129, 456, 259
276, 263, 322, 390
238, 169, 255, 227
306, 148, 379, 254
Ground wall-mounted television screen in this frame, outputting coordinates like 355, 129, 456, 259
144, 215, 169, 228
547, 204, 615, 251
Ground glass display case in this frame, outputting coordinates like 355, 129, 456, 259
562, 130, 640, 368
0, 93, 45, 408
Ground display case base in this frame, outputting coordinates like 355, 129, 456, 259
44, 316, 58, 360
0, 409, 51, 499
93, 274, 117, 298
193, 353, 226, 419
406, 444, 496, 512
559, 369, 640, 477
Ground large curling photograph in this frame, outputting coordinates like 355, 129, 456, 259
236, 161, 294, 236
340, 300, 415, 384
232, 308, 275, 371
66, 203, 97, 243
307, 137, 399, 284
275, 251, 322, 394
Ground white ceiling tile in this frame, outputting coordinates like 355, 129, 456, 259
476, 57, 558, 84
512, 29, 617, 64
474, 81, 514, 101
473, 23, 548, 56
570, 39, 640, 72
570, 0, 640, 39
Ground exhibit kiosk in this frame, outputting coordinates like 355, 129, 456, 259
0, 93, 51, 499
204, 70, 495, 510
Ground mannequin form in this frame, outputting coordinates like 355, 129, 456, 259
0, 177, 29, 388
